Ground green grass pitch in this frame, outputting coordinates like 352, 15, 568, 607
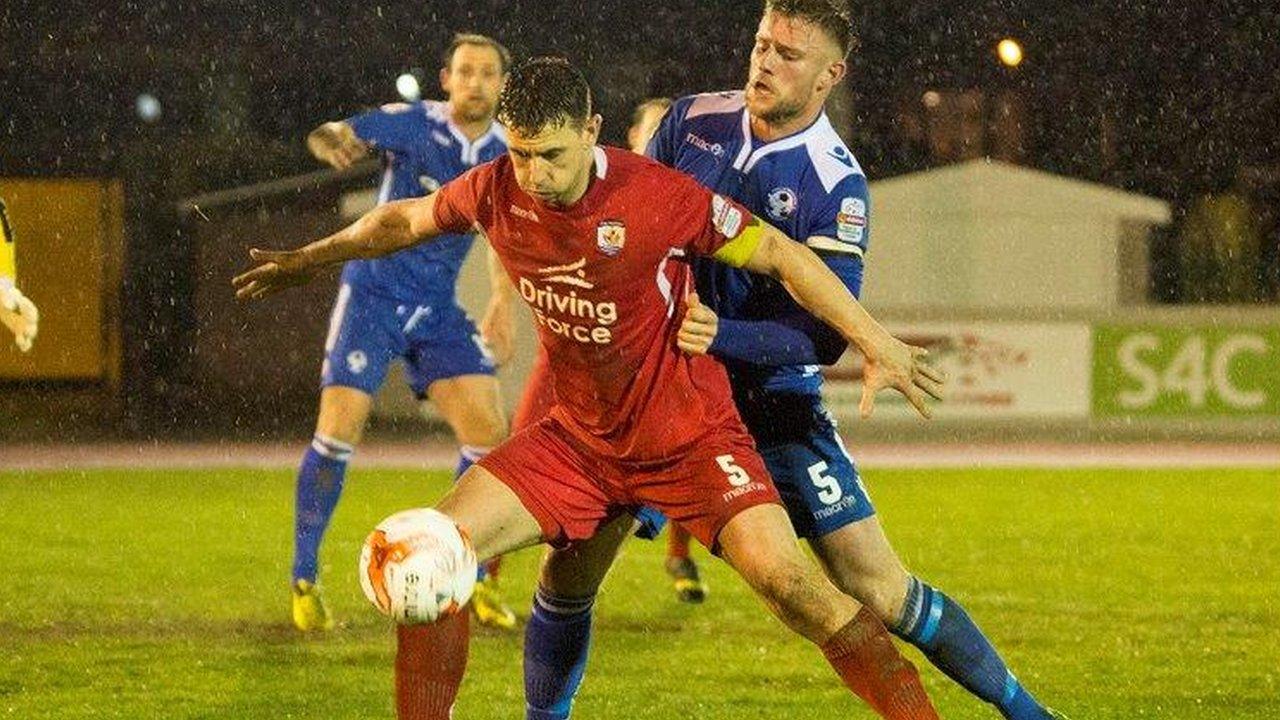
1, 466, 1276, 718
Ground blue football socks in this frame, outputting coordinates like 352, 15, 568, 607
892, 576, 1051, 719
455, 444, 489, 481
524, 586, 595, 720
291, 434, 354, 583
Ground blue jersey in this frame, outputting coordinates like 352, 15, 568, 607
648, 91, 870, 397
342, 100, 507, 302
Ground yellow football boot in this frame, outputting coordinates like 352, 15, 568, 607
665, 556, 708, 604
470, 577, 517, 630
292, 579, 335, 632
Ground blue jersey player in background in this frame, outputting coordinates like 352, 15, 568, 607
292, 33, 520, 633
521, 2, 1068, 719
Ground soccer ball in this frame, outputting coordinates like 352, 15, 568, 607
358, 508, 477, 624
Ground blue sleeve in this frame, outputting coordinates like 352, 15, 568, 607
708, 253, 865, 367
346, 102, 426, 154
644, 98, 687, 167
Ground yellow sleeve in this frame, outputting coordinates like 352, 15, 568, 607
711, 214, 765, 268
0, 198, 15, 282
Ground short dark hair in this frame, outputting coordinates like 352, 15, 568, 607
764, 0, 856, 58
443, 33, 512, 73
498, 57, 592, 135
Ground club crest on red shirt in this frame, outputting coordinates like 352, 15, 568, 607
596, 220, 626, 257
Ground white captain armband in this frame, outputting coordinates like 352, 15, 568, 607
805, 235, 865, 256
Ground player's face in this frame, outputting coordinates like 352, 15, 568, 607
745, 12, 846, 126
627, 104, 667, 154
441, 44, 506, 123
507, 115, 603, 207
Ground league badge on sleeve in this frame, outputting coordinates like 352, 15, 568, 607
836, 197, 867, 244
596, 220, 626, 257
711, 194, 744, 239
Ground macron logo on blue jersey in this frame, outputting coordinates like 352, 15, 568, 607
685, 132, 726, 157
828, 146, 854, 168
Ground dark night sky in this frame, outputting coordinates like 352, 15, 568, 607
2, 0, 1277, 430
3, 0, 1279, 202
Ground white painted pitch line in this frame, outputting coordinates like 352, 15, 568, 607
2, 442, 1277, 472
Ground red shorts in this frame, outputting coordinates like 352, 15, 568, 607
478, 416, 782, 552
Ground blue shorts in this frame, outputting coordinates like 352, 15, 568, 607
321, 283, 495, 398
633, 391, 874, 541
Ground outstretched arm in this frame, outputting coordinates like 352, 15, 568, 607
679, 252, 862, 367
680, 301, 846, 367
712, 217, 945, 418
232, 194, 444, 300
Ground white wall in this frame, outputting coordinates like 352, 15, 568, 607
862, 160, 1169, 313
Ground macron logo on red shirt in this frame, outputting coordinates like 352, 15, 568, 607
509, 204, 540, 222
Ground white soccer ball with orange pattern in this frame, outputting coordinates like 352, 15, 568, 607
358, 508, 477, 624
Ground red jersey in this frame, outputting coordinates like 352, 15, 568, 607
434, 146, 754, 462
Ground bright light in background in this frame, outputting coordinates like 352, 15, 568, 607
997, 38, 1024, 68
135, 93, 162, 122
396, 73, 421, 101
921, 90, 942, 109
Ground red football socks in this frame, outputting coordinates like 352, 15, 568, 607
667, 522, 692, 560
395, 611, 471, 720
821, 607, 939, 719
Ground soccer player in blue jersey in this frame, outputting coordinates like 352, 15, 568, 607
290, 33, 519, 632
521, 3, 1068, 719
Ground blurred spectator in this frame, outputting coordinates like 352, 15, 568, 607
1177, 177, 1266, 303
1237, 165, 1280, 302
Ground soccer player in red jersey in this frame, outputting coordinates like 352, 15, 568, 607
514, 96, 712, 606
235, 57, 944, 720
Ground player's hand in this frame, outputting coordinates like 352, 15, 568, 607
324, 139, 368, 170
859, 336, 946, 420
479, 298, 516, 366
677, 292, 718, 356
309, 122, 369, 170
232, 248, 318, 300
0, 282, 39, 352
